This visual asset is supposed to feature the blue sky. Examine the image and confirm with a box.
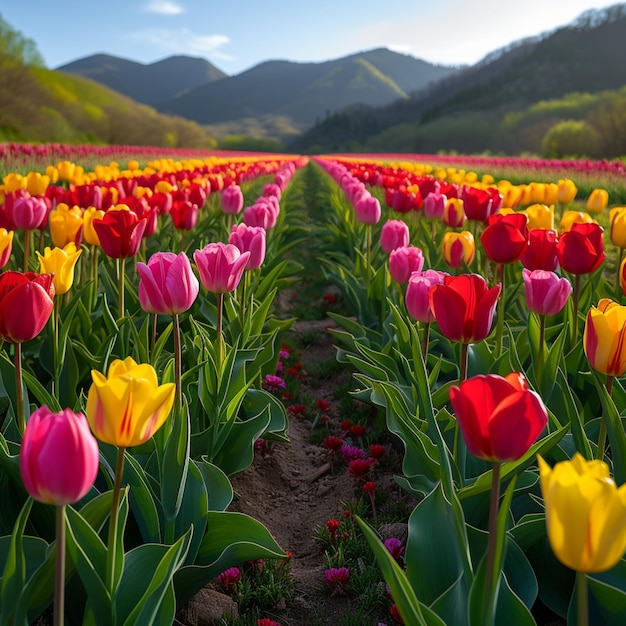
[2,0,621,75]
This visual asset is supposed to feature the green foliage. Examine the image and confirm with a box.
[0,13,43,67]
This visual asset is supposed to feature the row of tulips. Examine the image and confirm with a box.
[310,154,626,625]
[0,151,308,624]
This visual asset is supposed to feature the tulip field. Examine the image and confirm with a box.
[1,143,626,625]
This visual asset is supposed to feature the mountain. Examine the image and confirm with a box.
[158,48,457,129]
[290,3,626,154]
[57,54,228,107]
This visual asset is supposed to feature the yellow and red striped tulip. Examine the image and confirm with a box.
[583,298,626,377]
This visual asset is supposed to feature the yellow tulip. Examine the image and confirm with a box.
[85,357,175,448]
[442,231,475,268]
[559,210,595,233]
[610,207,626,248]
[586,188,609,214]
[539,453,626,573]
[25,172,50,196]
[49,203,83,248]
[83,207,105,246]
[556,179,577,205]
[583,298,626,377]
[56,161,76,182]
[36,243,82,295]
[523,204,554,230]
[3,173,25,193]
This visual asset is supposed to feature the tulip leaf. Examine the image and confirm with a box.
[150,321,173,369]
[161,402,190,525]
[541,326,568,401]
[117,529,192,626]
[356,515,442,626]
[0,497,33,626]
[591,370,626,485]
[240,388,289,443]
[195,459,232,512]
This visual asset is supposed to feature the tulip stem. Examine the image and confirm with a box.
[151,313,158,356]
[484,461,502,626]
[615,247,624,298]
[365,223,372,289]
[459,342,469,383]
[117,257,126,319]
[494,264,505,360]
[53,299,60,398]
[577,572,588,626]
[570,274,581,348]
[91,245,99,292]
[239,271,249,333]
[597,375,614,460]
[217,292,224,370]
[536,313,546,385]
[15,342,25,436]
[23,229,30,272]
[421,322,430,362]
[54,504,66,626]
[106,446,125,594]
[173,314,182,412]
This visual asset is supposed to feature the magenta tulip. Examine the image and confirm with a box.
[389,246,424,284]
[522,268,572,317]
[423,191,447,219]
[229,224,266,270]
[137,251,199,315]
[193,242,250,293]
[380,219,410,254]
[406,270,447,323]
[221,185,244,215]
[354,194,381,225]
[10,195,48,230]
[20,406,99,505]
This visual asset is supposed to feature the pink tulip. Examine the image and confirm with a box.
[20,406,99,505]
[262,183,282,200]
[522,268,572,316]
[380,219,410,254]
[243,198,279,229]
[354,194,381,225]
[11,195,48,230]
[389,246,424,284]
[193,242,250,293]
[137,251,199,315]
[221,185,244,215]
[406,270,447,323]
[423,191,447,219]
[229,224,266,270]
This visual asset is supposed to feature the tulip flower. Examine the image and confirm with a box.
[521,229,559,272]
[137,251,199,316]
[86,357,175,448]
[380,219,410,254]
[556,222,605,276]
[25,172,50,197]
[20,406,99,505]
[443,198,466,228]
[538,453,626,573]
[37,243,82,296]
[170,199,198,231]
[559,210,595,233]
[480,212,529,265]
[586,188,609,214]
[388,245,424,284]
[522,269,572,318]
[450,372,547,462]
[354,194,381,225]
[82,207,105,246]
[243,200,279,229]
[92,205,146,259]
[0,228,13,269]
[556,178,577,205]
[193,242,250,294]
[583,298,626,378]
[221,184,244,215]
[10,194,48,231]
[423,190,446,219]
[523,204,554,231]
[228,224,267,270]
[49,203,83,248]
[609,207,626,249]
[442,231,475,269]
[461,186,502,223]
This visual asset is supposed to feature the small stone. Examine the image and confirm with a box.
[184,588,238,624]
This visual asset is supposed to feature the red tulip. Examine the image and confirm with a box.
[92,207,146,258]
[480,213,529,264]
[449,372,547,462]
[556,222,605,275]
[429,274,500,344]
[170,199,199,231]
[0,271,54,343]
[521,229,559,271]
[461,186,502,223]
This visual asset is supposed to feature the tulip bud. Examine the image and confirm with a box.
[586,188,609,214]
[354,194,381,225]
[36,243,82,295]
[380,220,410,254]
[522,269,572,317]
[0,228,14,269]
[583,298,626,377]
[405,270,447,323]
[388,246,424,284]
[221,185,244,215]
[228,224,267,270]
[193,242,250,293]
[442,231,475,268]
[443,198,466,228]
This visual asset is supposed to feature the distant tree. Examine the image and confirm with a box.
[0,13,44,67]
[541,119,602,158]
[586,92,626,158]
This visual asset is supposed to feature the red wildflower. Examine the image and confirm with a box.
[322,436,343,451]
[363,481,377,496]
[369,444,386,460]
[287,404,307,416]
[349,458,374,479]
[350,424,366,439]
[390,603,405,624]
[340,420,352,432]
[326,519,340,536]
[316,398,331,411]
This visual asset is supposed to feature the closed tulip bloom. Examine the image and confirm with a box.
[0,271,54,343]
[170,199,198,231]
[221,185,244,215]
[92,205,146,258]
[586,188,609,214]
[406,270,447,323]
[388,246,424,284]
[228,223,266,270]
[423,190,447,219]
[86,357,175,448]
[194,242,250,293]
[538,453,626,573]
[443,198,466,228]
[262,183,282,200]
[480,212,529,264]
[621,257,626,297]
[556,178,577,205]
[429,274,500,344]
[36,243,82,295]
[49,203,83,248]
[523,204,554,231]
[461,186,502,223]
[449,372,547,462]
[25,172,50,197]
[559,210,595,233]
[556,222,605,275]
[11,195,48,230]
[442,231,475,268]
[137,251,199,315]
[0,228,13,268]
[609,207,626,248]
[583,298,626,377]
[243,200,279,229]
[354,194,381,225]
[20,406,99,505]
[380,219,410,254]
[522,269,572,317]
[521,229,559,272]
[82,207,105,246]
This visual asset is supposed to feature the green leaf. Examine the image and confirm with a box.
[195,459,233,512]
[161,403,190,524]
[240,388,289,442]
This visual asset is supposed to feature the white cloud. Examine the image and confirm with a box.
[130,27,232,59]
[142,1,185,15]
